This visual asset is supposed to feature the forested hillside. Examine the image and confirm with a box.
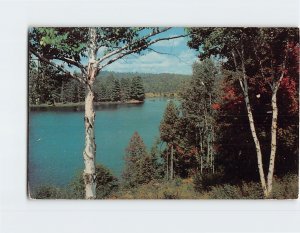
[29,65,189,105]
[99,71,190,94]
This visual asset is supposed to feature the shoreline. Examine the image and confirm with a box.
[29,100,144,109]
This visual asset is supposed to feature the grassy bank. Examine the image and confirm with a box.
[111,174,298,199]
[30,173,298,199]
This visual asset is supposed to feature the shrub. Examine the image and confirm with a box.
[208,184,242,199]
[271,174,298,199]
[70,164,119,199]
[193,172,223,192]
[207,182,264,199]
[31,185,68,199]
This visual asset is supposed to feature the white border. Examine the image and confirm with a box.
[0,0,299,232]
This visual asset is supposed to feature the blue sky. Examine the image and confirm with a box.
[51,28,199,75]
[103,27,198,75]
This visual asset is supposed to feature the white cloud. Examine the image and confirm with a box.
[104,49,198,75]
[153,36,186,47]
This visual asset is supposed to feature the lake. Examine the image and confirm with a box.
[28,98,168,190]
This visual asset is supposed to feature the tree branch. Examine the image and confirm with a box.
[99,34,187,70]
[53,56,87,75]
[97,27,172,64]
[29,47,86,84]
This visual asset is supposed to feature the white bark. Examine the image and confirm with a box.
[83,87,96,199]
[244,92,268,197]
[82,28,98,199]
[232,49,268,197]
[266,91,278,196]
[266,75,283,197]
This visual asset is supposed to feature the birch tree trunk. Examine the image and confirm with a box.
[266,84,280,196]
[83,28,98,199]
[232,49,268,197]
[243,92,268,197]
[83,86,96,199]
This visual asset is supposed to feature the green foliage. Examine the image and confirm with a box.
[31,164,118,199]
[122,132,156,188]
[193,172,223,192]
[31,185,69,199]
[28,59,86,105]
[98,71,190,95]
[149,137,165,180]
[120,78,132,101]
[206,174,298,199]
[112,179,200,199]
[70,164,119,199]
[187,27,299,183]
[270,174,299,199]
[130,76,145,101]
[160,100,179,143]
[112,79,121,101]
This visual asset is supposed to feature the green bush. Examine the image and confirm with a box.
[31,185,69,199]
[208,184,243,199]
[70,164,119,199]
[271,174,298,199]
[193,172,223,192]
[206,181,264,199]
[206,174,298,199]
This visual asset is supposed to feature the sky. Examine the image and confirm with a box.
[49,28,199,75]
[103,28,199,75]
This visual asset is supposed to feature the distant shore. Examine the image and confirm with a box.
[29,99,144,110]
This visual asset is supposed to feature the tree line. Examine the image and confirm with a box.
[29,63,146,105]
[29,63,189,106]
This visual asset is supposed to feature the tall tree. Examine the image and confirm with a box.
[29,27,184,199]
[188,27,299,197]
[160,100,179,180]
[120,78,132,102]
[130,76,145,101]
[122,132,155,188]
[180,59,220,174]
[112,79,121,101]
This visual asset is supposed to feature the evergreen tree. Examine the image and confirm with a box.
[120,78,132,102]
[180,59,220,175]
[159,100,180,180]
[98,83,109,101]
[130,76,145,101]
[122,132,155,188]
[112,79,121,101]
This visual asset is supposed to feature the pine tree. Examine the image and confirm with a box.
[112,79,121,101]
[130,76,145,101]
[122,132,155,188]
[120,78,131,102]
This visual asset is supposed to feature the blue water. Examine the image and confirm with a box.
[28,98,168,189]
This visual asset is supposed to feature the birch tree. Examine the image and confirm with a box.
[187,27,298,197]
[29,27,185,199]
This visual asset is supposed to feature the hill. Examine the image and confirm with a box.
[97,71,191,94]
